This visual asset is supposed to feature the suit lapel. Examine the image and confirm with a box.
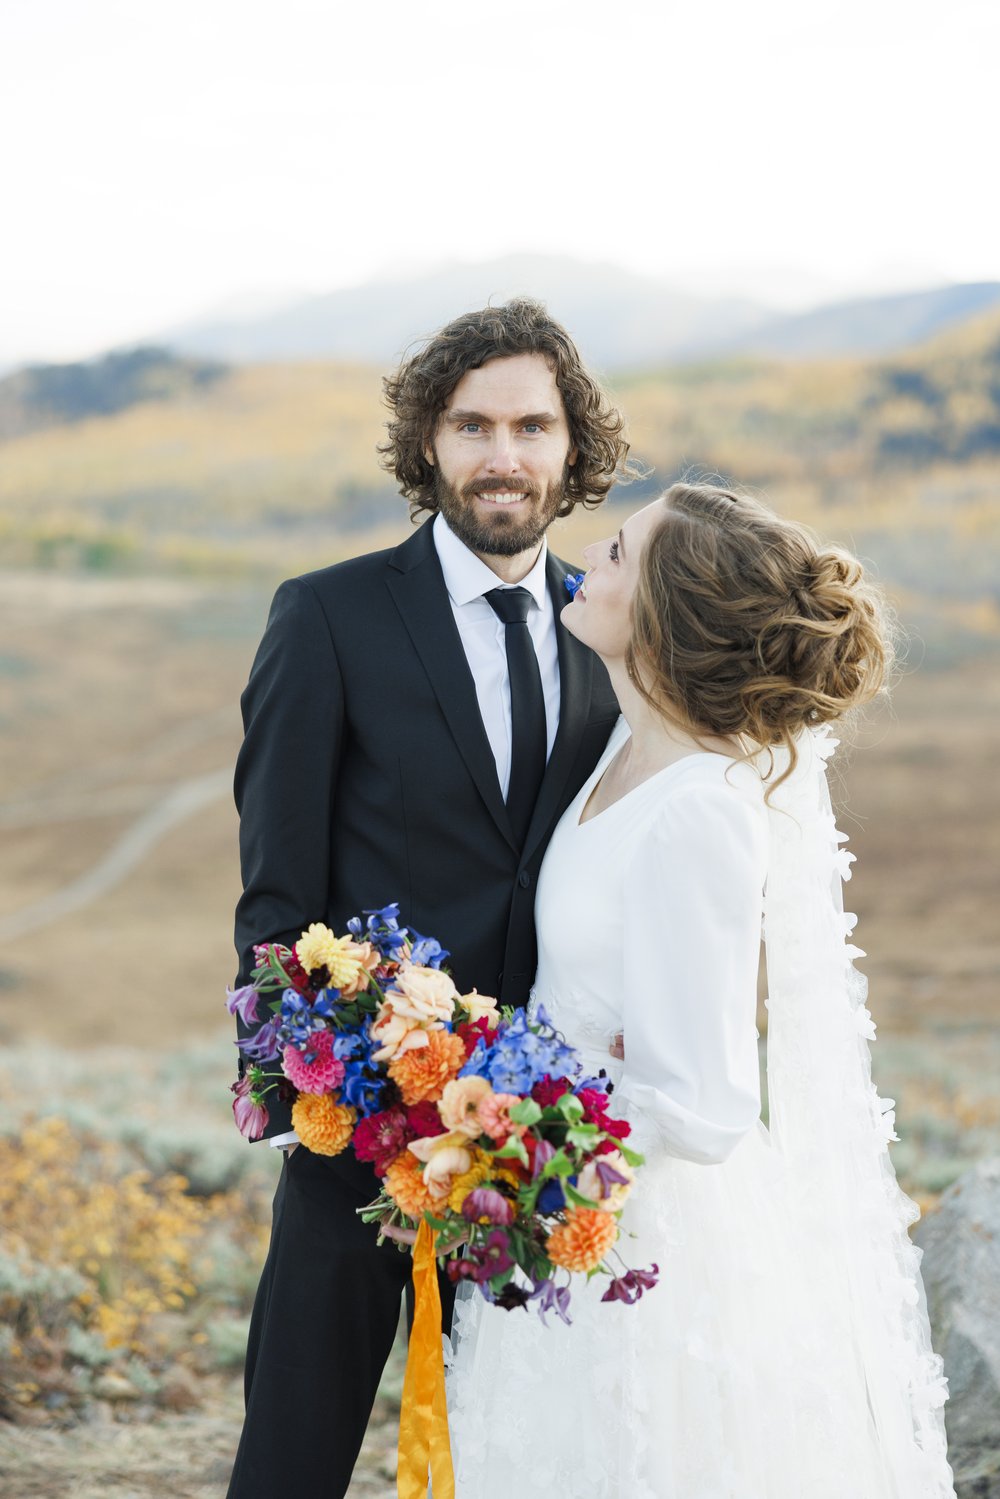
[520,554,595,863]
[385,523,517,851]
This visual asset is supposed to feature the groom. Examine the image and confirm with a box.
[226,298,628,1498]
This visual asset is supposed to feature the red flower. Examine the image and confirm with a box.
[405,1101,446,1138]
[531,1075,573,1108]
[455,1016,493,1058]
[575,1086,611,1122]
[284,955,316,995]
[353,1107,410,1175]
[595,1117,631,1155]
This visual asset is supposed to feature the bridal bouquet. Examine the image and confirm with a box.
[228,903,658,1314]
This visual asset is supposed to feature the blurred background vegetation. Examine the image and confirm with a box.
[1,281,998,1494]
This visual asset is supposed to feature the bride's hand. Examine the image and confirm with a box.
[609,1031,625,1060]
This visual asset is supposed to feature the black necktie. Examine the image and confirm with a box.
[485,586,547,848]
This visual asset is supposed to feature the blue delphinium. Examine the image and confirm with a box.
[337,1019,392,1116]
[462,1005,579,1094]
[564,571,585,599]
[277,989,335,1052]
[408,930,450,969]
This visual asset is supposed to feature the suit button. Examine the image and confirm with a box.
[518,870,531,889]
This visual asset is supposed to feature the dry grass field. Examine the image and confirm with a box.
[1,528,998,1496]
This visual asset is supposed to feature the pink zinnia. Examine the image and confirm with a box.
[281,1030,345,1094]
[475,1091,523,1145]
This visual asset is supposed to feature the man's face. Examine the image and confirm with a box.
[425,352,578,560]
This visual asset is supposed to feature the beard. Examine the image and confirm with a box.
[432,465,569,558]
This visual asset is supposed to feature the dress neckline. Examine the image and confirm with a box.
[576,726,738,828]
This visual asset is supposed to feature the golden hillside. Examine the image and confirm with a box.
[0,313,997,664]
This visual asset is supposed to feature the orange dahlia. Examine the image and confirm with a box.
[388,1028,466,1105]
[546,1208,619,1273]
[290,1094,356,1156]
[384,1151,432,1219]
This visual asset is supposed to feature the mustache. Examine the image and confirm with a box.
[461,479,542,500]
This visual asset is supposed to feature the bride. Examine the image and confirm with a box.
[444,482,956,1497]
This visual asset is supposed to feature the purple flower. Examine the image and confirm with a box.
[231,1077,269,1140]
[226,985,261,1024]
[601,1274,637,1305]
[602,1263,660,1304]
[531,1139,555,1180]
[630,1263,660,1296]
[471,1229,514,1284]
[595,1159,630,1194]
[462,1188,514,1226]
[529,1275,573,1326]
[235,1016,281,1063]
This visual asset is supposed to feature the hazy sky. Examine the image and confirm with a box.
[2,0,997,362]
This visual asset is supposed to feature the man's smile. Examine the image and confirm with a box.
[476,490,529,506]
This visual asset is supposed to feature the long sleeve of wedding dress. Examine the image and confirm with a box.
[616,771,768,1165]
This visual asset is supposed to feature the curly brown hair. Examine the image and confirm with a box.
[627,483,892,790]
[379,297,636,518]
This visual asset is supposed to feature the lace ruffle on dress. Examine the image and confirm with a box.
[444,719,954,1499]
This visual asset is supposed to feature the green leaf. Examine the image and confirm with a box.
[564,1183,601,1209]
[609,1140,644,1167]
[539,1151,575,1180]
[565,1125,599,1148]
[492,1135,529,1165]
[508,1098,543,1127]
[488,1267,516,1293]
[555,1093,584,1122]
[422,1212,452,1232]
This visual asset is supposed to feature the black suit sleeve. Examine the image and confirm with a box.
[232,577,346,1136]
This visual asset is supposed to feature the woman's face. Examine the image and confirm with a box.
[561,498,666,660]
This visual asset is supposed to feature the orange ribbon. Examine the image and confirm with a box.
[397,1220,455,1499]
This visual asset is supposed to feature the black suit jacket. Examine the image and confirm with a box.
[233,518,619,1160]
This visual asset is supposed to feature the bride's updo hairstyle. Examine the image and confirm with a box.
[626,482,892,786]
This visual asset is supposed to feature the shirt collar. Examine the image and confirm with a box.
[433,512,550,610]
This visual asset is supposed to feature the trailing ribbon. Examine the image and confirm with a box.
[397,1220,454,1499]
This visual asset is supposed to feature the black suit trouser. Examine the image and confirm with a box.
[226,1146,455,1498]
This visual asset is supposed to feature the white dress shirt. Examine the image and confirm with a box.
[431,511,560,789]
[268,513,562,1148]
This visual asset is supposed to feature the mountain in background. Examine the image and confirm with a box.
[159,255,771,370]
[157,256,1000,369]
[725,281,1000,360]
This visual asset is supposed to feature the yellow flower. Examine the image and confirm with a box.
[296,924,366,989]
[445,1152,492,1213]
[291,1094,356,1156]
[459,989,500,1029]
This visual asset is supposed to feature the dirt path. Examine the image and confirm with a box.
[0,768,232,943]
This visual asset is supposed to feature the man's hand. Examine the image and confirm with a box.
[609,1031,624,1061]
[380,1219,418,1246]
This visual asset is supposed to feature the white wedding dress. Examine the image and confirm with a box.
[445,718,955,1498]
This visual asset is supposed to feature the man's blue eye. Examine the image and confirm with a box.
[461,423,481,434]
